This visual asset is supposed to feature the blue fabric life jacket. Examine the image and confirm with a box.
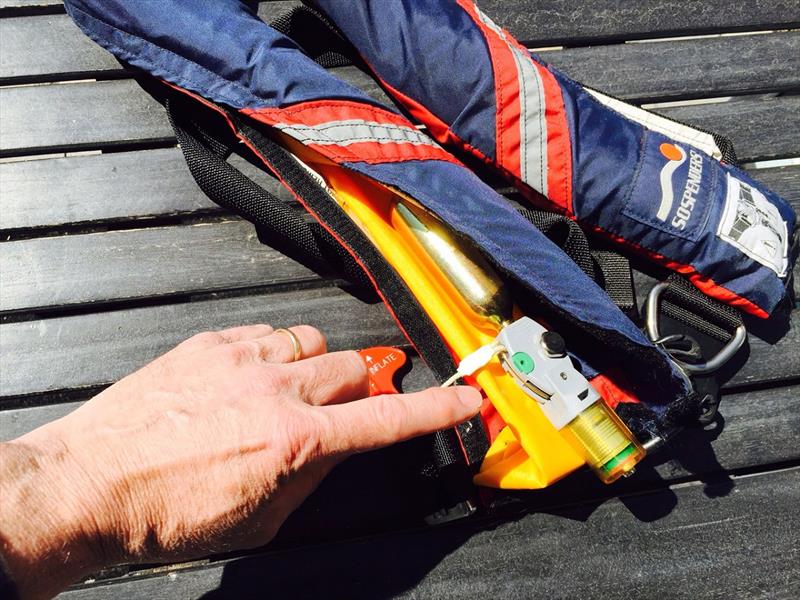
[62,0,797,464]
[312,0,797,320]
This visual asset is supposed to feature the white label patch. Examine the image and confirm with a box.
[717,173,789,277]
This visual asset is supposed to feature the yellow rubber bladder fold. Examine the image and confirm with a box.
[279,134,643,488]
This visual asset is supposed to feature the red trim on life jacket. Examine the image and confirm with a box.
[247,99,422,129]
[456,0,573,215]
[589,373,640,410]
[593,226,770,319]
[456,0,522,177]
[297,139,459,165]
[533,62,573,215]
[242,104,462,166]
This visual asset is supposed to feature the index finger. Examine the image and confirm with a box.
[280,350,369,406]
[318,386,483,456]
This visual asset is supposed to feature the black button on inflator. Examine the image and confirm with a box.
[540,331,567,358]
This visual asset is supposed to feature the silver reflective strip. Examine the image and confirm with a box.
[510,46,548,194]
[475,6,548,194]
[273,119,439,148]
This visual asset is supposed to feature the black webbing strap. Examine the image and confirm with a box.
[519,208,637,316]
[164,89,489,477]
[269,4,356,69]
[659,274,744,344]
[166,94,370,289]
[653,273,746,424]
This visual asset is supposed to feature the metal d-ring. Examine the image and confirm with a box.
[645,282,747,375]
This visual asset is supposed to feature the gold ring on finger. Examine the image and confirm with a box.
[274,328,302,362]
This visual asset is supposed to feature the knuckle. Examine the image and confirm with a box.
[344,350,368,379]
[246,323,274,337]
[196,330,225,344]
[184,330,224,347]
[219,342,253,364]
[276,409,325,467]
[256,366,293,396]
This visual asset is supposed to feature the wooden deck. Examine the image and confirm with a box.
[1,1,798,597]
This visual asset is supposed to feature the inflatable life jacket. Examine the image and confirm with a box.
[64,1,797,501]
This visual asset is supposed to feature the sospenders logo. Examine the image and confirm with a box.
[655,143,686,221]
[655,142,704,230]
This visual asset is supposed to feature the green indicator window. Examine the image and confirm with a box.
[512,351,535,374]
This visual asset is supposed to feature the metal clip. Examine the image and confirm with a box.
[645,282,746,375]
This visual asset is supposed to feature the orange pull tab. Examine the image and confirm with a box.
[357,346,407,396]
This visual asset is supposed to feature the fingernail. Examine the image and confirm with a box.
[454,386,482,412]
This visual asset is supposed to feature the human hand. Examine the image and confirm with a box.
[0,324,481,599]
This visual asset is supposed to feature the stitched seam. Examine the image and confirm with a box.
[316,147,459,164]
[514,48,528,183]
[261,100,407,124]
[534,64,547,192]
[278,121,426,134]
[289,134,439,145]
[467,3,506,169]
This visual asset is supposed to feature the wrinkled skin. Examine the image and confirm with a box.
[0,324,481,599]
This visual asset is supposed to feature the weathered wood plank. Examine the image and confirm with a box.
[0,220,318,313]
[0,149,294,232]
[3,5,799,82]
[2,152,797,234]
[544,31,800,103]
[756,164,800,206]
[0,80,173,157]
[0,0,294,15]
[58,467,800,600]
[4,0,799,44]
[658,94,800,162]
[5,9,798,102]
[5,203,799,314]
[0,0,62,11]
[485,0,800,46]
[0,13,119,79]
[0,148,220,231]
[3,76,796,160]
[2,279,797,399]
[0,75,392,157]
[733,319,800,389]
[5,378,798,484]
[0,287,404,398]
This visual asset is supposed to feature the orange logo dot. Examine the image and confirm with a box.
[660,143,683,161]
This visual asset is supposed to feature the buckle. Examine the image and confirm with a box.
[645,282,746,375]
